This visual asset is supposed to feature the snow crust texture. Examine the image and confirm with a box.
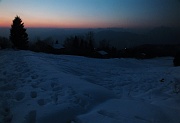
[0,50,180,123]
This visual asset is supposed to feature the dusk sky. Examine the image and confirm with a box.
[0,0,180,28]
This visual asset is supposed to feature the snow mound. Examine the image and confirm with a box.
[77,98,180,123]
[0,50,180,123]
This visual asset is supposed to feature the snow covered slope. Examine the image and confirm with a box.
[0,50,180,123]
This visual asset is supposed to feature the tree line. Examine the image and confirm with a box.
[0,16,180,66]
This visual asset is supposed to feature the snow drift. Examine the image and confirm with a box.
[0,50,180,123]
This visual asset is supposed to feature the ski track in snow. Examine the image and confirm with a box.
[0,50,180,123]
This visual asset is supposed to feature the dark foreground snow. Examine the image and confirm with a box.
[0,50,180,123]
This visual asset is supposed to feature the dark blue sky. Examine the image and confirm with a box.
[0,0,180,28]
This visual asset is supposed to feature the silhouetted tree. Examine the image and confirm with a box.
[86,31,94,51]
[72,36,79,49]
[55,40,58,44]
[109,46,118,58]
[98,39,110,51]
[63,36,74,49]
[173,51,180,66]
[63,32,97,57]
[10,16,28,50]
[0,36,11,49]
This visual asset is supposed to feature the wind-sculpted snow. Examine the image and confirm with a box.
[0,50,180,123]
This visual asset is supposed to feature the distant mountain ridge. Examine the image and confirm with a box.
[0,27,179,49]
[94,30,149,49]
[147,26,180,44]
[94,27,180,49]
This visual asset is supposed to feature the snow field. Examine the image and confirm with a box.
[0,50,180,123]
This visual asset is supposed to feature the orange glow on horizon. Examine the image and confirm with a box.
[0,22,159,29]
[0,18,12,27]
[0,0,179,29]
[0,18,125,28]
[1,16,174,29]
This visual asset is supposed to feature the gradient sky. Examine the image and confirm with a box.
[0,0,180,28]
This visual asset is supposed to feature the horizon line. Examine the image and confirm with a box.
[1,26,179,29]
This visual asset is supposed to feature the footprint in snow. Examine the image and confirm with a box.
[14,91,25,101]
[3,71,7,75]
[31,74,39,80]
[30,91,37,98]
[37,99,50,106]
